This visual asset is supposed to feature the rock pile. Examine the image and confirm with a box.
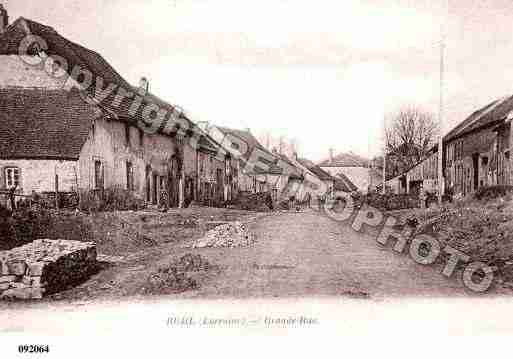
[0,239,97,300]
[192,222,255,248]
[142,254,209,295]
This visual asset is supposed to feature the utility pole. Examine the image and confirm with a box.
[437,38,445,205]
[382,115,387,195]
[382,154,386,195]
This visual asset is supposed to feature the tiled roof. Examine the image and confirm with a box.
[0,88,98,159]
[318,152,369,167]
[0,17,196,135]
[444,95,513,142]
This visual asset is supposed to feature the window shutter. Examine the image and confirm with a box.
[0,167,5,190]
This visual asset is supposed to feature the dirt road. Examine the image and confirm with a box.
[180,210,506,299]
[5,208,507,305]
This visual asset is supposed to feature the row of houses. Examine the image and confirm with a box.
[382,94,513,198]
[0,7,357,209]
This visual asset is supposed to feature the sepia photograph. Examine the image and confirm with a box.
[1,0,513,357]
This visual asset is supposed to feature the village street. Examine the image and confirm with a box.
[3,207,503,306]
[183,210,489,299]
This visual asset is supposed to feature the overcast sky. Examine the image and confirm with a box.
[5,0,513,161]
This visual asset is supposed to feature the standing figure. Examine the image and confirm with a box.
[8,184,18,211]
[305,192,311,208]
[159,188,169,212]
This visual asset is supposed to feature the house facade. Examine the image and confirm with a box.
[444,96,513,197]
[383,95,513,198]
[0,14,231,208]
[204,125,301,200]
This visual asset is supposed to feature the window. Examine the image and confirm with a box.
[482,157,489,166]
[124,123,130,147]
[126,161,134,191]
[94,160,104,189]
[5,167,20,189]
[139,128,144,147]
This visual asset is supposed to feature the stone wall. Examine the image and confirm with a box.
[0,239,97,300]
[0,159,79,194]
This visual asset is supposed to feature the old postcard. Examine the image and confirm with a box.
[1,0,513,357]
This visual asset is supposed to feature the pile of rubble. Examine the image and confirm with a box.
[400,198,513,282]
[143,254,210,295]
[192,221,255,248]
[0,239,97,300]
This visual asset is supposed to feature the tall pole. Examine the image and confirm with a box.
[382,153,386,195]
[382,115,387,194]
[437,39,445,204]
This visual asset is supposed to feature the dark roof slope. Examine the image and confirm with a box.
[297,157,333,181]
[335,173,358,192]
[216,127,300,176]
[444,95,513,142]
[0,18,198,135]
[0,88,98,159]
[318,152,369,167]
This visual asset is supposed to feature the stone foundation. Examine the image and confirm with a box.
[0,239,97,300]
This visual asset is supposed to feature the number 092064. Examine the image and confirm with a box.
[18,345,50,354]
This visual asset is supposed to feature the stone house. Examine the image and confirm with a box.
[202,124,305,201]
[0,88,97,199]
[294,156,333,199]
[0,13,230,208]
[444,95,513,197]
[383,95,513,198]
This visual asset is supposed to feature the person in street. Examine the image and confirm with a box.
[8,184,18,211]
[159,188,169,212]
[305,192,311,208]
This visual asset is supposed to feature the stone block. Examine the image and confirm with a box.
[11,282,30,289]
[1,288,32,300]
[27,262,45,276]
[0,275,16,283]
[0,239,97,300]
[7,261,27,276]
[0,257,9,275]
[31,276,42,287]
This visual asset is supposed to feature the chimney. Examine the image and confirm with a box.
[138,77,149,95]
[0,4,8,34]
[293,151,298,161]
[244,127,251,133]
[272,147,278,155]
[329,148,334,164]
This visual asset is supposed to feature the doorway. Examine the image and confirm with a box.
[152,173,158,205]
[472,153,479,191]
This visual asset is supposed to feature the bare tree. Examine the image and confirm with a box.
[384,106,439,177]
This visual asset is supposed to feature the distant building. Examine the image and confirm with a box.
[318,149,379,192]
